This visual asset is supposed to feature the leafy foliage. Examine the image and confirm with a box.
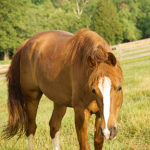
[137,0,150,38]
[0,0,150,58]
[0,0,22,53]
[118,8,142,42]
[91,0,122,44]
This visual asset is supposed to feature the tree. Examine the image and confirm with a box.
[91,0,122,45]
[118,8,142,42]
[72,0,88,19]
[137,0,150,38]
[31,0,46,5]
[112,0,143,41]
[0,0,53,59]
[3,0,149,60]
[0,0,23,59]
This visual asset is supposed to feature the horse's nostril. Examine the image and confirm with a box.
[109,126,118,140]
[100,127,117,140]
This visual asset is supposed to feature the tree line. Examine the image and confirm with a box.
[0,0,150,59]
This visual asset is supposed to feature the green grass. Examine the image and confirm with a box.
[113,46,150,54]
[0,60,10,65]
[0,55,150,150]
[123,50,150,59]
[113,46,150,60]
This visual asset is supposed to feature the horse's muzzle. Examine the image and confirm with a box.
[100,126,118,140]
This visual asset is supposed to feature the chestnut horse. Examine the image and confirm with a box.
[3,29,123,150]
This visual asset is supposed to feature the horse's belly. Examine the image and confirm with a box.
[37,68,72,107]
[43,83,72,106]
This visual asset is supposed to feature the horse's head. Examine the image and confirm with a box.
[88,46,123,140]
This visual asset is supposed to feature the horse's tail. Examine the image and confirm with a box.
[2,40,28,139]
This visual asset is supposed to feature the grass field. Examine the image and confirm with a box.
[0,55,150,150]
[0,60,10,65]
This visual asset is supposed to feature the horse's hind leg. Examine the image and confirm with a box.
[49,103,66,150]
[24,91,42,150]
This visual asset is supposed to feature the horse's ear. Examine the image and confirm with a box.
[107,52,116,66]
[87,56,96,68]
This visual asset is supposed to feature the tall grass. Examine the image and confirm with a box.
[0,56,150,150]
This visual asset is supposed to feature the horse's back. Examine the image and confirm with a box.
[20,31,73,106]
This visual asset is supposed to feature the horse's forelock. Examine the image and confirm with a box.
[92,48,109,65]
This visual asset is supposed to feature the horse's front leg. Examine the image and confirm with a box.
[49,103,67,150]
[74,107,91,150]
[94,113,104,150]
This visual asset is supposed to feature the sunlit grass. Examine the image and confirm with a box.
[0,60,11,65]
[0,55,150,150]
[113,46,150,54]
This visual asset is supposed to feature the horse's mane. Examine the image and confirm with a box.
[67,28,111,67]
[66,28,123,83]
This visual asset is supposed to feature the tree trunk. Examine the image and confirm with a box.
[4,50,9,60]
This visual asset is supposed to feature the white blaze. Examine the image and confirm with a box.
[98,76,111,139]
[52,130,60,150]
[28,134,33,150]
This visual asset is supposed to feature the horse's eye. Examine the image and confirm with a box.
[117,86,122,92]
[92,89,96,94]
